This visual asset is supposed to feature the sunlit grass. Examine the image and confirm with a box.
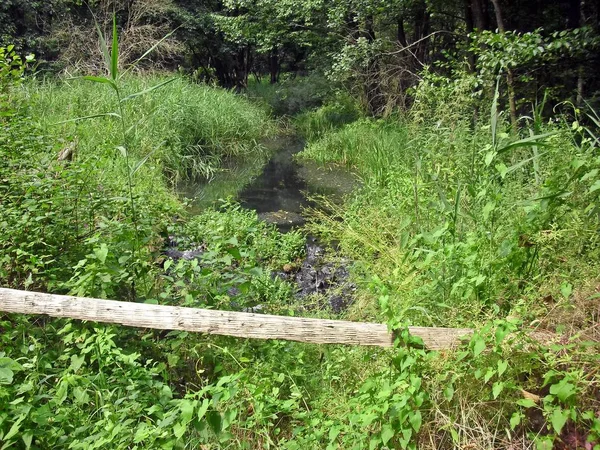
[21,76,276,184]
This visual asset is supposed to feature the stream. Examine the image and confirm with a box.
[178,134,357,231]
[176,134,360,313]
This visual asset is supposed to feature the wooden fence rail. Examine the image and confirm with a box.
[0,288,473,350]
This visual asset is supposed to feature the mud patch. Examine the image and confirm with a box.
[273,237,356,313]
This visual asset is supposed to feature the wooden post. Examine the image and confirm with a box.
[0,288,473,350]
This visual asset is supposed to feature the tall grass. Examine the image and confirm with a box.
[301,98,598,329]
[21,76,275,183]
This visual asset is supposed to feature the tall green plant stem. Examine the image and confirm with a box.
[115,88,140,261]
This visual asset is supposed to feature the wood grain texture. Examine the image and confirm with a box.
[0,288,473,349]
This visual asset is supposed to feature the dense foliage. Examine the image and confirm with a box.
[1,0,600,448]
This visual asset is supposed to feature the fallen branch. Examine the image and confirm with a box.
[0,288,473,350]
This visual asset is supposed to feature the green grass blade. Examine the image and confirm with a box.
[82,75,118,91]
[120,78,176,103]
[130,145,162,177]
[111,14,119,80]
[491,76,500,149]
[94,19,111,75]
[54,112,121,125]
[503,151,548,178]
[497,131,558,154]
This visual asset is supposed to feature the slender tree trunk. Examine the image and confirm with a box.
[413,2,431,65]
[464,0,479,127]
[363,15,382,115]
[576,0,586,106]
[397,16,408,47]
[471,0,488,30]
[269,47,279,84]
[490,0,518,134]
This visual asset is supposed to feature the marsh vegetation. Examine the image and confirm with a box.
[1,1,600,448]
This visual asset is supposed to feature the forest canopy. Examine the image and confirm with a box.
[2,0,599,115]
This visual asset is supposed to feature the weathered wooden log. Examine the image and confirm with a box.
[0,288,473,349]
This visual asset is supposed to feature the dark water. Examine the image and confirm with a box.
[238,137,309,213]
[179,135,358,228]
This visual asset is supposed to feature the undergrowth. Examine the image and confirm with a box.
[2,43,600,450]
[298,77,600,447]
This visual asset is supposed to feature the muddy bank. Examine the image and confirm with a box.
[272,237,356,313]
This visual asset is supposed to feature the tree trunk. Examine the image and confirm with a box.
[269,47,279,84]
[464,0,476,72]
[465,0,479,127]
[471,0,488,30]
[576,0,586,106]
[363,15,382,116]
[397,16,408,47]
[413,1,431,65]
[490,0,518,134]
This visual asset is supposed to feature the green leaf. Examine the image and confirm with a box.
[22,431,33,449]
[495,326,509,345]
[173,421,186,439]
[222,408,237,430]
[484,368,496,384]
[111,14,119,80]
[70,354,85,372]
[409,410,422,432]
[495,162,508,178]
[328,426,341,442]
[491,76,500,148]
[206,410,222,434]
[497,132,558,155]
[197,399,210,420]
[95,244,109,264]
[589,180,600,193]
[120,78,176,102]
[535,436,554,450]
[134,423,150,443]
[443,384,454,402]
[130,148,159,177]
[4,415,25,441]
[179,400,195,424]
[497,360,508,376]
[560,283,573,299]
[550,407,569,434]
[516,398,537,408]
[0,366,14,385]
[81,74,117,88]
[510,412,522,430]
[500,151,548,179]
[472,336,486,357]
[0,357,22,385]
[549,378,577,402]
[54,112,121,125]
[94,18,112,75]
[381,424,394,446]
[492,381,504,399]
